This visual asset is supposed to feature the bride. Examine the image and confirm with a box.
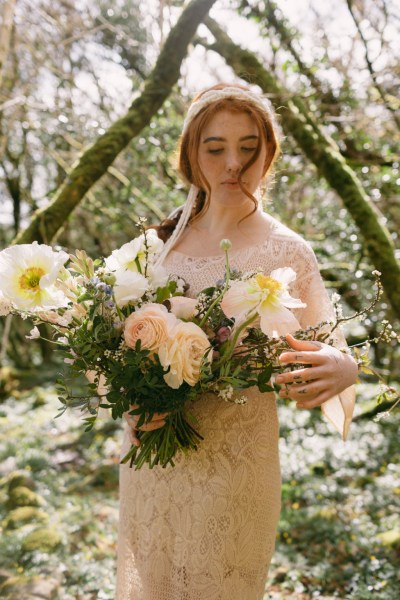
[116,83,357,599]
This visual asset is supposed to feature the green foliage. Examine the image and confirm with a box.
[0,386,398,597]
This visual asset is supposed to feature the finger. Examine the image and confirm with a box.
[289,381,324,400]
[154,411,169,419]
[127,427,141,447]
[138,421,166,432]
[279,350,326,365]
[279,381,323,401]
[296,390,331,409]
[275,366,323,385]
[285,334,323,352]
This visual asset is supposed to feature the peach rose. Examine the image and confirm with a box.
[168,296,198,319]
[124,303,177,352]
[158,321,212,389]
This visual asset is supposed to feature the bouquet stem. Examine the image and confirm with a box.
[120,410,204,470]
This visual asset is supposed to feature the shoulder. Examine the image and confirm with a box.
[264,214,316,259]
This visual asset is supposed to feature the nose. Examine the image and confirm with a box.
[226,150,242,174]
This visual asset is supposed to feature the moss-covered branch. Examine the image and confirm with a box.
[13,0,217,245]
[203,17,400,319]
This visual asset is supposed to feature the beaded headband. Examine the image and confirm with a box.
[155,86,278,267]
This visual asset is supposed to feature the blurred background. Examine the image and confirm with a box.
[0,0,399,598]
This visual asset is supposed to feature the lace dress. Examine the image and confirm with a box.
[115,215,355,600]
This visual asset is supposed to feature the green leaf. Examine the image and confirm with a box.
[258,365,273,392]
[156,285,172,303]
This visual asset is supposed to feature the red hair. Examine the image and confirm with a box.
[155,83,280,241]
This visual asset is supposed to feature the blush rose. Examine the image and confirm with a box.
[158,321,212,389]
[124,303,177,353]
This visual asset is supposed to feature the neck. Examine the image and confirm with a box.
[192,197,260,238]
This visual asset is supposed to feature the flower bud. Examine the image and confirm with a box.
[220,239,232,251]
[104,275,116,287]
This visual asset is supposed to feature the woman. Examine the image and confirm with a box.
[116,84,358,599]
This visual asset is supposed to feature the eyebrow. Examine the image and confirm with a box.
[203,135,259,143]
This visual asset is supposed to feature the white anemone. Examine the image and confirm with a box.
[221,267,306,338]
[0,242,70,311]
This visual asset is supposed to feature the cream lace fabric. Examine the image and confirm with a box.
[115,215,355,600]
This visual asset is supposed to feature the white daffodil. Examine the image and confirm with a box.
[104,230,163,274]
[0,242,70,311]
[221,267,306,338]
[113,270,149,307]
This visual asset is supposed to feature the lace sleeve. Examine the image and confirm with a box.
[290,241,356,441]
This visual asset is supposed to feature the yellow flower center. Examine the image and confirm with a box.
[255,274,283,294]
[19,267,45,292]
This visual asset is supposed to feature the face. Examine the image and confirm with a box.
[197,109,267,206]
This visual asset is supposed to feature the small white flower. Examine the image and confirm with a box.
[64,357,75,365]
[234,395,248,405]
[26,326,40,340]
[113,270,149,307]
[104,230,164,273]
[147,264,169,289]
[57,336,69,345]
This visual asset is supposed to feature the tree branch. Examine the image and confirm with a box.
[13,0,217,245]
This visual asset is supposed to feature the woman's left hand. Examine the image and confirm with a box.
[275,333,358,410]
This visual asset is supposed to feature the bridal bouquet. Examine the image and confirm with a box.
[0,223,397,469]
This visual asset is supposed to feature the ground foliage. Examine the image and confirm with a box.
[0,381,398,599]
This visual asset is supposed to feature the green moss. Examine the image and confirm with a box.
[7,472,36,493]
[5,506,48,530]
[21,527,62,554]
[7,486,43,509]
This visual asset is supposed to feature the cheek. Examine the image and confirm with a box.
[198,155,218,183]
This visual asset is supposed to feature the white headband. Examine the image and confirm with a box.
[155,87,278,267]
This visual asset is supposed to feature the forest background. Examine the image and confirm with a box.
[0,0,399,598]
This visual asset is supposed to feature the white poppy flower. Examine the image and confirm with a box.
[221,267,306,338]
[0,242,70,311]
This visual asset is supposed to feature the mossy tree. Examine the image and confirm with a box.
[201,17,400,320]
[12,0,217,246]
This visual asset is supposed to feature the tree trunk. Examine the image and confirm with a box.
[202,17,400,320]
[0,0,16,88]
[13,0,217,245]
